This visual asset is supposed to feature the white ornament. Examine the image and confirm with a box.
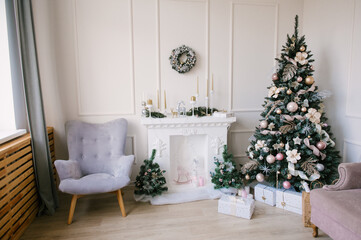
[316,163,325,172]
[295,52,308,65]
[286,149,301,164]
[259,156,264,160]
[255,140,266,151]
[262,147,270,153]
[268,123,275,131]
[273,143,282,150]
[306,108,321,124]
[287,102,299,112]
[260,120,268,129]
[256,173,265,182]
[266,155,275,164]
[293,136,302,145]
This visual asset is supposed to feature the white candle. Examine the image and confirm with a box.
[157,90,160,109]
[164,90,167,109]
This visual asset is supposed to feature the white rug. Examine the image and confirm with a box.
[134,186,222,205]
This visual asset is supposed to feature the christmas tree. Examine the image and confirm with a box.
[135,149,168,197]
[243,16,340,191]
[211,145,243,189]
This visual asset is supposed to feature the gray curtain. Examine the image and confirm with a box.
[5,0,58,215]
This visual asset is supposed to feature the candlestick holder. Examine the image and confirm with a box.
[146,104,153,118]
[190,99,196,117]
[205,96,209,116]
[210,90,214,115]
[141,101,147,118]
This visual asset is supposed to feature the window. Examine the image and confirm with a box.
[0,0,26,144]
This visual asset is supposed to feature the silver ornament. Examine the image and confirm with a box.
[316,163,324,172]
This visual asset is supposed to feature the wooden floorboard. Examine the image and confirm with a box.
[20,188,330,240]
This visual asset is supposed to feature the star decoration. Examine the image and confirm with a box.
[273,143,282,150]
[260,165,271,176]
[294,96,301,103]
[268,123,275,131]
[293,136,302,145]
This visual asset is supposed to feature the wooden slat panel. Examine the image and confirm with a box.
[0,127,54,240]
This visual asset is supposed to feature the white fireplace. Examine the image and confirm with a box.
[141,116,236,197]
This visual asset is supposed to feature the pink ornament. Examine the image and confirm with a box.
[266,154,275,164]
[283,181,291,189]
[316,141,327,150]
[272,73,279,81]
[287,102,299,113]
[297,76,303,82]
[322,123,328,127]
[256,173,265,182]
[276,153,284,161]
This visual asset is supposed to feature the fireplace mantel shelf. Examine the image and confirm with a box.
[141,116,236,129]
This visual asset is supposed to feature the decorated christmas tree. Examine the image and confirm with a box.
[243,16,340,191]
[211,145,243,189]
[135,149,168,197]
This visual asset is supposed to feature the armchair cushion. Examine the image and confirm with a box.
[54,160,82,181]
[324,162,361,191]
[58,173,130,195]
[81,155,134,178]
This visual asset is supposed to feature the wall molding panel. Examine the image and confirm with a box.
[343,139,361,163]
[346,0,361,119]
[228,1,278,112]
[73,0,136,116]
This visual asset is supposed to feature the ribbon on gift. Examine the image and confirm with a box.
[260,130,281,135]
[315,124,335,147]
[282,114,306,122]
[303,138,326,160]
[296,84,316,96]
[288,162,320,181]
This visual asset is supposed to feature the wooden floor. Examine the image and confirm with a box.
[21,188,330,240]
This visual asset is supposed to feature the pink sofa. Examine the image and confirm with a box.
[310,162,361,239]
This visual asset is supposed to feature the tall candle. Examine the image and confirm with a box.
[212,74,214,91]
[197,76,199,95]
[157,90,160,109]
[164,90,167,109]
[206,78,208,97]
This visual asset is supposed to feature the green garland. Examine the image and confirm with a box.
[145,110,166,118]
[186,107,218,117]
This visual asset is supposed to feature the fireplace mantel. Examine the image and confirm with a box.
[141,116,236,201]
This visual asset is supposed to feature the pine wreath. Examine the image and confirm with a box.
[169,45,196,73]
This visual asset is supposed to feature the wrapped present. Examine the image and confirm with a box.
[276,188,302,215]
[218,195,255,219]
[254,184,276,206]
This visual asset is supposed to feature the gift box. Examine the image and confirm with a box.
[254,184,276,206]
[218,195,255,219]
[276,188,302,215]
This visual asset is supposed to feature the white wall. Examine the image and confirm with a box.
[31,0,305,179]
[304,0,361,163]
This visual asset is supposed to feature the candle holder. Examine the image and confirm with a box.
[210,90,214,115]
[190,96,196,117]
[141,101,147,118]
[205,96,209,116]
[146,99,153,118]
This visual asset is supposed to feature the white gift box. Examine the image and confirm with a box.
[218,195,255,220]
[212,112,234,118]
[276,189,302,215]
[254,184,277,206]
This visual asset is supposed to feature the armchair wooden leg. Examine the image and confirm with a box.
[312,224,318,238]
[116,189,126,217]
[68,195,78,224]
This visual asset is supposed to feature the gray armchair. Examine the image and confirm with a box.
[54,119,134,224]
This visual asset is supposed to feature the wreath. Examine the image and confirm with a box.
[169,45,196,74]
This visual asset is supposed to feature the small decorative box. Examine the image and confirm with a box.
[254,184,276,206]
[276,188,302,215]
[218,195,255,220]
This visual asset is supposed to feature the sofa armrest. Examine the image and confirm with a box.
[54,160,82,181]
[323,162,361,191]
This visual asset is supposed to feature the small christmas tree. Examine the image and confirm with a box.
[243,16,340,191]
[135,149,168,197]
[211,145,243,189]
